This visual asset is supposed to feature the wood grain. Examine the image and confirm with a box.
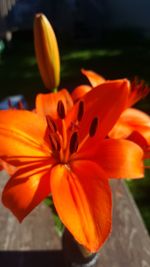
[0,171,150,267]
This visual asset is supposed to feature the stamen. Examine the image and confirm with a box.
[89,117,98,137]
[57,100,66,119]
[55,134,61,152]
[77,117,98,151]
[70,132,79,154]
[49,133,60,152]
[77,101,84,121]
[46,115,57,133]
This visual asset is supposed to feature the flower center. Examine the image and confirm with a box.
[46,100,98,164]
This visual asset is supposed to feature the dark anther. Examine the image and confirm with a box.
[77,101,84,122]
[57,100,66,119]
[49,133,60,152]
[89,117,98,137]
[70,132,79,154]
[46,115,57,133]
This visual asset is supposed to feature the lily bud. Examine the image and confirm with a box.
[34,13,60,90]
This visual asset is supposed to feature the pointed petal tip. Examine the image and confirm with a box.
[34,13,48,24]
[35,13,43,19]
[81,68,106,87]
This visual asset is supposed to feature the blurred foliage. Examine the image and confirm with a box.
[1,31,150,110]
[44,196,64,236]
[0,31,149,232]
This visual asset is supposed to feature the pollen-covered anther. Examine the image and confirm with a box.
[46,115,57,133]
[57,100,66,119]
[77,101,84,122]
[89,117,98,137]
[69,132,79,154]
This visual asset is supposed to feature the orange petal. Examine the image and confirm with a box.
[109,108,150,144]
[0,110,50,166]
[109,121,132,139]
[81,69,106,87]
[0,159,16,175]
[144,146,150,160]
[127,131,149,151]
[91,139,144,179]
[0,160,4,171]
[2,167,51,222]
[128,78,150,107]
[34,14,60,90]
[51,160,112,252]
[68,79,130,152]
[71,85,92,102]
[36,89,73,119]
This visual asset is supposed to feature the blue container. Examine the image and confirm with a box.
[0,95,27,110]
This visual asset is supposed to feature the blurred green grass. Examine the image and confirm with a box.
[126,167,150,233]
[0,32,150,232]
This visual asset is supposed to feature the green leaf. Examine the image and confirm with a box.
[44,195,64,236]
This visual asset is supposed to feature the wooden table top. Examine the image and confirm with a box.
[0,171,150,267]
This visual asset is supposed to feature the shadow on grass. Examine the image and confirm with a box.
[0,250,65,267]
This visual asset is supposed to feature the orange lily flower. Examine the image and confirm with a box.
[73,69,150,161]
[34,13,60,90]
[0,80,144,252]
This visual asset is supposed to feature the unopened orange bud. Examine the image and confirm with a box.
[34,13,60,90]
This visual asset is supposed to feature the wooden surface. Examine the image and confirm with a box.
[0,171,150,267]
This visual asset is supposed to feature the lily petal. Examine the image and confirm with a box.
[2,167,51,222]
[0,159,16,175]
[91,139,144,179]
[36,89,73,118]
[71,85,92,102]
[127,131,149,152]
[109,108,150,144]
[67,79,130,151]
[81,69,106,87]
[128,78,150,107]
[51,160,112,252]
[0,161,3,171]
[0,110,50,166]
